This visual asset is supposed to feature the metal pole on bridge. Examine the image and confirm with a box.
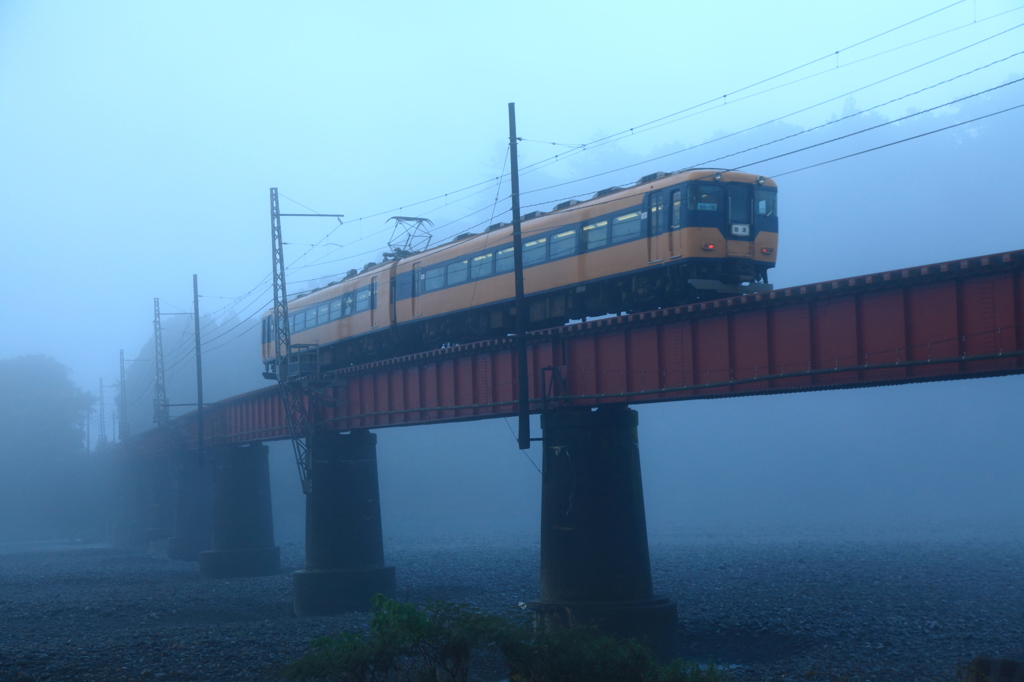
[118,349,130,441]
[193,275,204,459]
[508,102,531,450]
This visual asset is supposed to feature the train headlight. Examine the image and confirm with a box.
[713,172,722,181]
[757,176,765,185]
[702,243,716,251]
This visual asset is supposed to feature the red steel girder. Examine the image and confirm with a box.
[128,249,1024,453]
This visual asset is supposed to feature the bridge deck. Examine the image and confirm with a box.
[130,250,1024,451]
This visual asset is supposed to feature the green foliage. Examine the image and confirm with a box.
[497,623,724,682]
[284,594,508,682]
[283,595,728,682]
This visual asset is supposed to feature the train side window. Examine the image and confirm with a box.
[447,259,469,285]
[670,190,681,229]
[471,253,493,278]
[611,212,641,243]
[549,229,577,259]
[688,184,722,211]
[318,303,329,323]
[582,220,608,250]
[755,189,777,217]
[306,308,318,328]
[329,299,342,321]
[292,313,304,332]
[523,237,547,265]
[496,247,514,273]
[424,266,444,292]
[355,289,371,312]
[648,193,666,235]
[343,294,355,316]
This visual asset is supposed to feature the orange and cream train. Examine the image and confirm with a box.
[261,169,778,374]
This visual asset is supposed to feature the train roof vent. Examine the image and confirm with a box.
[637,171,668,185]
[344,269,358,279]
[554,199,580,211]
[361,261,377,273]
[452,232,477,241]
[521,210,545,221]
[593,186,623,199]
[485,222,510,233]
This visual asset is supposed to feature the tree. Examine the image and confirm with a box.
[0,355,92,462]
[0,355,98,540]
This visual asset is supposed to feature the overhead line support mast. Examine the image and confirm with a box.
[268,188,345,494]
[508,102,531,450]
[153,298,169,426]
[118,349,130,441]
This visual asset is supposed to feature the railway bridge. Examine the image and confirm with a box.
[114,249,1024,660]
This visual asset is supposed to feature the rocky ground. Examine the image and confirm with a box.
[0,532,1022,681]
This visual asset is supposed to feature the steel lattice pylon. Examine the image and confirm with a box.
[153,298,169,426]
[269,189,292,378]
[270,188,313,494]
[118,349,130,440]
[97,379,107,446]
[267,188,346,493]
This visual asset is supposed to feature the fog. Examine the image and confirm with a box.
[1,0,1023,547]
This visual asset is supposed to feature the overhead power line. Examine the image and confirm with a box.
[772,102,1024,177]
[173,1,1022,325]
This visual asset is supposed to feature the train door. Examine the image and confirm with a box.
[412,262,422,317]
[727,184,754,258]
[647,191,665,262]
[668,188,682,258]
[370,276,379,328]
[389,277,398,326]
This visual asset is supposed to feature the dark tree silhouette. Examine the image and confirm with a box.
[0,355,100,541]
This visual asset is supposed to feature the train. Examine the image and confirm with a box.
[261,168,778,376]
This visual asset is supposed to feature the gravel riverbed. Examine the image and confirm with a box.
[1,533,1022,681]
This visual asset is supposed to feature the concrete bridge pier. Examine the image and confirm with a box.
[167,451,213,561]
[145,456,176,550]
[112,457,151,548]
[529,404,677,662]
[293,429,395,615]
[198,443,280,578]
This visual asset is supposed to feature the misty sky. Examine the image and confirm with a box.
[2,1,1024,539]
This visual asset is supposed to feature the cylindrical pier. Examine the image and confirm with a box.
[198,444,280,578]
[167,451,213,561]
[293,429,395,615]
[529,405,677,661]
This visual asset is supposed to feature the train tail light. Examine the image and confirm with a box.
[702,243,716,251]
[762,247,774,255]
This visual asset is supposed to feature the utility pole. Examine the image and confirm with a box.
[508,102,531,449]
[119,349,130,440]
[193,275,204,458]
[97,379,107,446]
[268,187,344,494]
[153,298,169,425]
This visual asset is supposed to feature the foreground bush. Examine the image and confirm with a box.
[283,594,727,682]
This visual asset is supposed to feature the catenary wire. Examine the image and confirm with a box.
[282,20,1024,281]
[515,11,1024,179]
[278,0,985,255]
[517,58,1024,200]
[169,2,1017,328]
